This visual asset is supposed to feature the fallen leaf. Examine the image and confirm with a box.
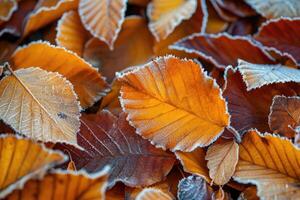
[233,129,300,199]
[213,0,256,18]
[99,80,122,115]
[10,41,108,108]
[135,187,174,200]
[118,56,229,151]
[56,10,89,56]
[269,95,300,137]
[128,0,150,6]
[205,1,228,34]
[0,66,81,145]
[238,186,259,200]
[79,0,127,50]
[55,111,175,188]
[205,139,239,185]
[0,0,17,23]
[244,0,300,19]
[170,33,274,69]
[0,134,66,198]
[237,59,300,90]
[5,167,109,200]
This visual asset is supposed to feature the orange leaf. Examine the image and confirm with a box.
[118,56,229,151]
[79,0,127,50]
[5,167,109,200]
[0,135,66,198]
[0,0,17,23]
[10,41,108,108]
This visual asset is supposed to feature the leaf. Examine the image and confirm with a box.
[269,95,300,138]
[118,56,229,151]
[177,175,214,200]
[23,0,78,37]
[254,17,300,64]
[135,187,174,200]
[0,67,81,145]
[237,59,300,90]
[99,80,122,115]
[128,0,150,6]
[205,1,228,34]
[56,10,89,56]
[0,0,17,22]
[5,167,109,200]
[170,33,274,68]
[205,139,239,185]
[79,0,127,50]
[84,16,154,82]
[147,0,197,41]
[213,0,256,18]
[238,186,259,200]
[0,135,66,198]
[55,111,175,188]
[244,0,300,19]
[10,41,108,108]
[223,67,300,134]
[175,148,210,182]
[233,129,300,199]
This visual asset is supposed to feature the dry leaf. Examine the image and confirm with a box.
[205,139,239,185]
[147,0,197,41]
[135,187,174,200]
[0,135,66,198]
[238,186,259,200]
[128,0,150,6]
[0,67,81,145]
[205,1,228,34]
[55,111,175,188]
[10,41,108,108]
[5,167,109,200]
[118,56,229,151]
[56,10,89,56]
[170,33,274,68]
[233,129,300,199]
[213,0,256,18]
[0,0,17,23]
[99,80,122,115]
[23,0,78,37]
[79,0,127,50]
[244,0,300,19]
[269,95,300,137]
[177,175,214,200]
[84,16,154,82]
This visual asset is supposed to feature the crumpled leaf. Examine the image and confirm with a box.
[55,111,175,188]
[244,0,300,19]
[79,0,127,50]
[205,139,239,185]
[255,17,300,64]
[56,10,89,56]
[5,167,109,200]
[118,55,230,151]
[0,135,66,198]
[269,95,300,138]
[147,0,197,41]
[233,129,300,200]
[0,0,17,23]
[10,41,108,108]
[0,66,81,145]
[170,33,274,68]
[237,59,300,90]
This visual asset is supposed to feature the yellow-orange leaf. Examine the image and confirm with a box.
[234,130,300,199]
[0,135,66,198]
[79,0,127,50]
[118,56,229,151]
[205,140,239,185]
[0,0,17,22]
[23,0,78,37]
[0,67,81,145]
[10,41,108,108]
[56,10,89,56]
[5,167,109,200]
[147,0,198,41]
[135,187,174,200]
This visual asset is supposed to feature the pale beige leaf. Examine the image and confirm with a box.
[257,183,300,200]
[147,0,198,41]
[205,140,239,185]
[238,59,300,90]
[0,67,81,145]
[79,0,127,50]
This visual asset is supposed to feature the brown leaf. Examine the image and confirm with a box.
[0,0,17,23]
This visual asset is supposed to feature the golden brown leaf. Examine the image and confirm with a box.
[238,186,259,200]
[135,187,174,200]
[10,41,108,108]
[5,167,109,200]
[0,135,66,198]
[0,0,17,23]
[234,130,300,199]
[99,80,122,115]
[56,10,89,56]
[0,67,81,145]
[79,0,127,50]
[205,139,239,185]
[118,56,229,151]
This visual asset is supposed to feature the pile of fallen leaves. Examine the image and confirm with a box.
[0,0,300,199]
